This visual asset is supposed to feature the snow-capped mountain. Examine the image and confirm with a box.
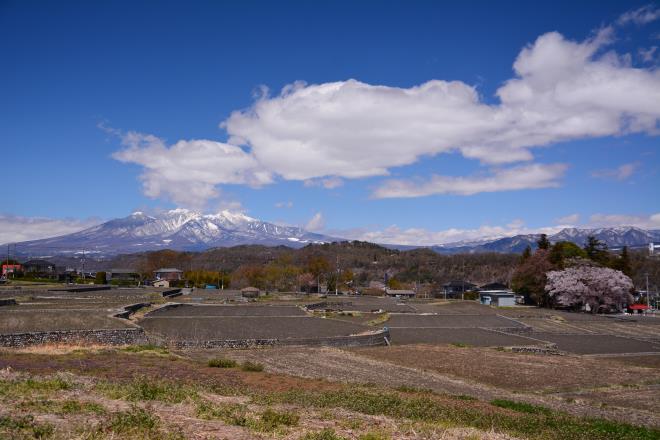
[12,209,338,256]
[431,227,660,254]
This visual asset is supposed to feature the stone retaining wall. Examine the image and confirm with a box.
[161,289,182,298]
[49,286,112,292]
[0,299,17,306]
[508,345,562,355]
[166,328,390,349]
[305,301,354,311]
[0,328,148,348]
[113,302,152,319]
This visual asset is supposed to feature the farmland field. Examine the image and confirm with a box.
[1,288,660,439]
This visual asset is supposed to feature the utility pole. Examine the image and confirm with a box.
[646,273,651,312]
[335,255,339,296]
[81,249,85,281]
[5,244,9,279]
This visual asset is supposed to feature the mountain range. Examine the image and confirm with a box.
[430,227,660,254]
[12,209,336,257]
[8,210,660,257]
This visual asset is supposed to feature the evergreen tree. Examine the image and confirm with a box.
[584,236,609,265]
[613,246,632,277]
[95,271,107,284]
[521,245,532,261]
[536,234,551,250]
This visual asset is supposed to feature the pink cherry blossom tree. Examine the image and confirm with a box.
[545,264,633,313]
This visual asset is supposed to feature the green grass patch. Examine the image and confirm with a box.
[491,399,552,415]
[207,358,237,368]
[105,406,163,438]
[252,386,660,440]
[241,361,264,372]
[359,432,390,440]
[367,312,390,326]
[0,377,73,398]
[450,342,470,348]
[18,399,106,415]
[301,428,347,440]
[97,377,195,403]
[0,414,54,439]
[258,408,299,431]
[121,344,169,355]
[195,400,298,433]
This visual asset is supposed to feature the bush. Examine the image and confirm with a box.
[241,361,264,372]
[208,358,237,368]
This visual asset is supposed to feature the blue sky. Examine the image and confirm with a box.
[2,1,660,245]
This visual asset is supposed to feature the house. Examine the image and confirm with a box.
[442,281,477,298]
[22,259,56,275]
[479,291,516,307]
[153,268,183,281]
[385,289,416,299]
[241,286,261,298]
[107,269,141,284]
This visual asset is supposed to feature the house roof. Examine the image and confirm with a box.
[479,291,515,297]
[629,304,650,310]
[480,282,508,290]
[22,259,55,266]
[109,269,139,274]
[153,268,183,273]
[386,289,416,295]
[443,281,476,288]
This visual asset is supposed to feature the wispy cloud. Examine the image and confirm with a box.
[303,177,344,189]
[639,46,658,62]
[0,215,100,245]
[305,212,325,231]
[591,162,639,181]
[275,201,294,209]
[617,5,660,26]
[372,163,567,198]
[588,212,660,229]
[556,213,580,225]
[327,212,660,246]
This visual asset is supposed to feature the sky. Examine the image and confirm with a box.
[2,0,660,245]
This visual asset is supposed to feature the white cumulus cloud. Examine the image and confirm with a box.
[112,132,272,209]
[113,17,660,206]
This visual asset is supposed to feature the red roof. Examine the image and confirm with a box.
[629,304,650,310]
